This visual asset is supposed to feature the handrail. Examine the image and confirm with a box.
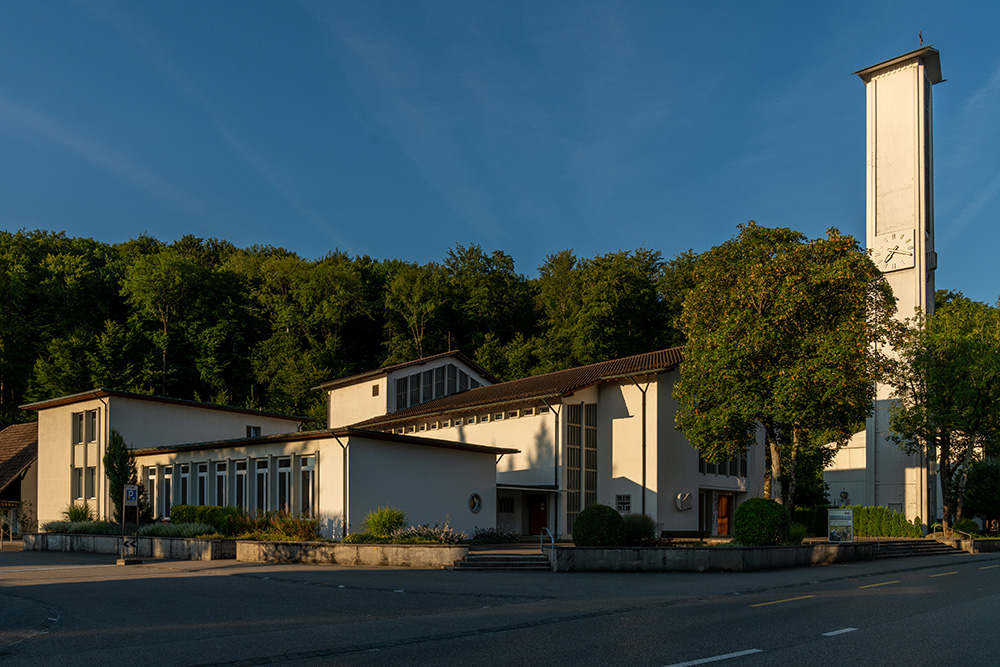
[540,527,554,551]
[932,525,973,542]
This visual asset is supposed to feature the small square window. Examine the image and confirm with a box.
[522,407,534,416]
[372,384,379,397]
[507,410,518,419]
[480,414,489,423]
[247,425,262,438]
[494,413,504,421]
[616,494,631,513]
[538,406,550,414]
[454,418,463,426]
[442,420,451,428]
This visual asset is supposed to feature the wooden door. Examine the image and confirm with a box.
[528,494,547,535]
[716,494,732,536]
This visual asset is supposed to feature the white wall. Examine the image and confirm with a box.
[327,378,388,428]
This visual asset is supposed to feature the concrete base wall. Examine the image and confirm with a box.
[544,543,873,572]
[948,539,1000,554]
[23,533,235,560]
[236,540,468,569]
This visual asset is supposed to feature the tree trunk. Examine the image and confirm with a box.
[788,426,802,509]
[764,422,782,505]
[938,432,952,531]
[955,442,975,525]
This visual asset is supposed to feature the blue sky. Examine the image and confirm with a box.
[2,2,999,303]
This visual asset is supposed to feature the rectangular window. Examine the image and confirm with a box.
[422,370,433,402]
[740,453,748,478]
[372,384,379,397]
[179,464,190,506]
[86,466,96,499]
[434,367,445,398]
[459,370,469,392]
[235,461,247,512]
[441,419,450,428]
[215,462,228,507]
[163,468,173,517]
[584,404,598,511]
[507,410,518,419]
[566,404,582,532]
[522,407,534,417]
[72,412,84,445]
[277,458,291,513]
[255,460,269,514]
[148,467,158,518]
[616,494,631,513]
[494,413,503,421]
[300,456,315,518]
[538,406,549,414]
[246,425,262,438]
[498,495,514,514]
[454,417,463,426]
[72,467,84,499]
[197,464,208,505]
[409,373,421,407]
[395,377,408,410]
[85,409,98,443]
[447,364,457,394]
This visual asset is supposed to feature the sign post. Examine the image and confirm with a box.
[117,484,142,565]
[828,508,854,543]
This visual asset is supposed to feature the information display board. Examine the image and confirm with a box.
[828,508,854,543]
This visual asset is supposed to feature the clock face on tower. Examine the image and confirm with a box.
[871,230,916,272]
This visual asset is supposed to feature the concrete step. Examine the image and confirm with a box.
[449,553,551,571]
[872,539,962,559]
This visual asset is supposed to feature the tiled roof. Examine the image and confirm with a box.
[354,347,684,428]
[20,388,310,422]
[313,350,500,391]
[0,422,38,494]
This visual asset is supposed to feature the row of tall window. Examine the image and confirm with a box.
[566,403,598,532]
[394,363,482,411]
[71,409,99,445]
[71,466,97,501]
[698,452,748,478]
[145,455,316,519]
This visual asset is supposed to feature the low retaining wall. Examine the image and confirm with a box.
[943,538,1000,554]
[237,540,468,569]
[23,533,235,560]
[544,543,873,572]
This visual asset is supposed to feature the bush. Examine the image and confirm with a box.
[952,518,980,537]
[850,506,923,538]
[41,520,121,535]
[572,504,625,547]
[733,498,790,546]
[621,513,657,546]
[787,523,807,545]
[139,522,217,538]
[470,525,522,544]
[170,505,246,536]
[342,532,381,543]
[391,521,467,544]
[62,503,95,522]
[364,506,407,537]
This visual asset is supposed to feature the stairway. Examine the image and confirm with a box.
[872,539,963,559]
[449,552,552,572]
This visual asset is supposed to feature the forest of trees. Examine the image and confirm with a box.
[0,230,698,427]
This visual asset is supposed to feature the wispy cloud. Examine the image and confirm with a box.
[78,0,351,251]
[302,1,503,239]
[0,96,207,219]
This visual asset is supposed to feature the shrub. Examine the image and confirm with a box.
[342,532,381,543]
[572,504,625,547]
[170,505,246,535]
[470,525,522,544]
[139,522,217,538]
[230,511,323,542]
[391,521,467,544]
[62,503,95,522]
[621,513,658,546]
[41,520,121,535]
[733,498,790,546]
[849,506,923,538]
[787,523,807,545]
[364,506,407,537]
[952,518,980,537]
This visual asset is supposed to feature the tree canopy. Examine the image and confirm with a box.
[673,223,896,504]
[888,293,1000,528]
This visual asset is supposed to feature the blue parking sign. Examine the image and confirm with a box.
[124,485,138,507]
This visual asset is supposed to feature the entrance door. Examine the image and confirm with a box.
[716,494,732,536]
[527,494,547,535]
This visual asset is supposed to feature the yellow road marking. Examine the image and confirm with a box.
[929,571,958,578]
[750,595,815,608]
[980,565,1000,570]
[858,580,900,589]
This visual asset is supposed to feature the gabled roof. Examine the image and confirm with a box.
[0,422,38,494]
[20,388,309,423]
[313,350,500,391]
[131,426,518,457]
[354,347,684,429]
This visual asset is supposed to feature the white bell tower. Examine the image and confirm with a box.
[825,47,943,526]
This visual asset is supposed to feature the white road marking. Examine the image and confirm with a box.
[663,648,763,667]
[822,628,858,636]
[0,565,117,573]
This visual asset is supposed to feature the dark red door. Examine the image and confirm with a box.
[528,494,547,535]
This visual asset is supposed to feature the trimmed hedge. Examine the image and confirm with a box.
[572,504,625,547]
[733,498,790,546]
[849,505,922,538]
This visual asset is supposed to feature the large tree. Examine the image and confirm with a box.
[887,295,1000,529]
[673,223,896,504]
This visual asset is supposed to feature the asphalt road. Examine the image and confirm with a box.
[1,545,998,666]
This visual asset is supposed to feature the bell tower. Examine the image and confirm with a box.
[825,47,943,526]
